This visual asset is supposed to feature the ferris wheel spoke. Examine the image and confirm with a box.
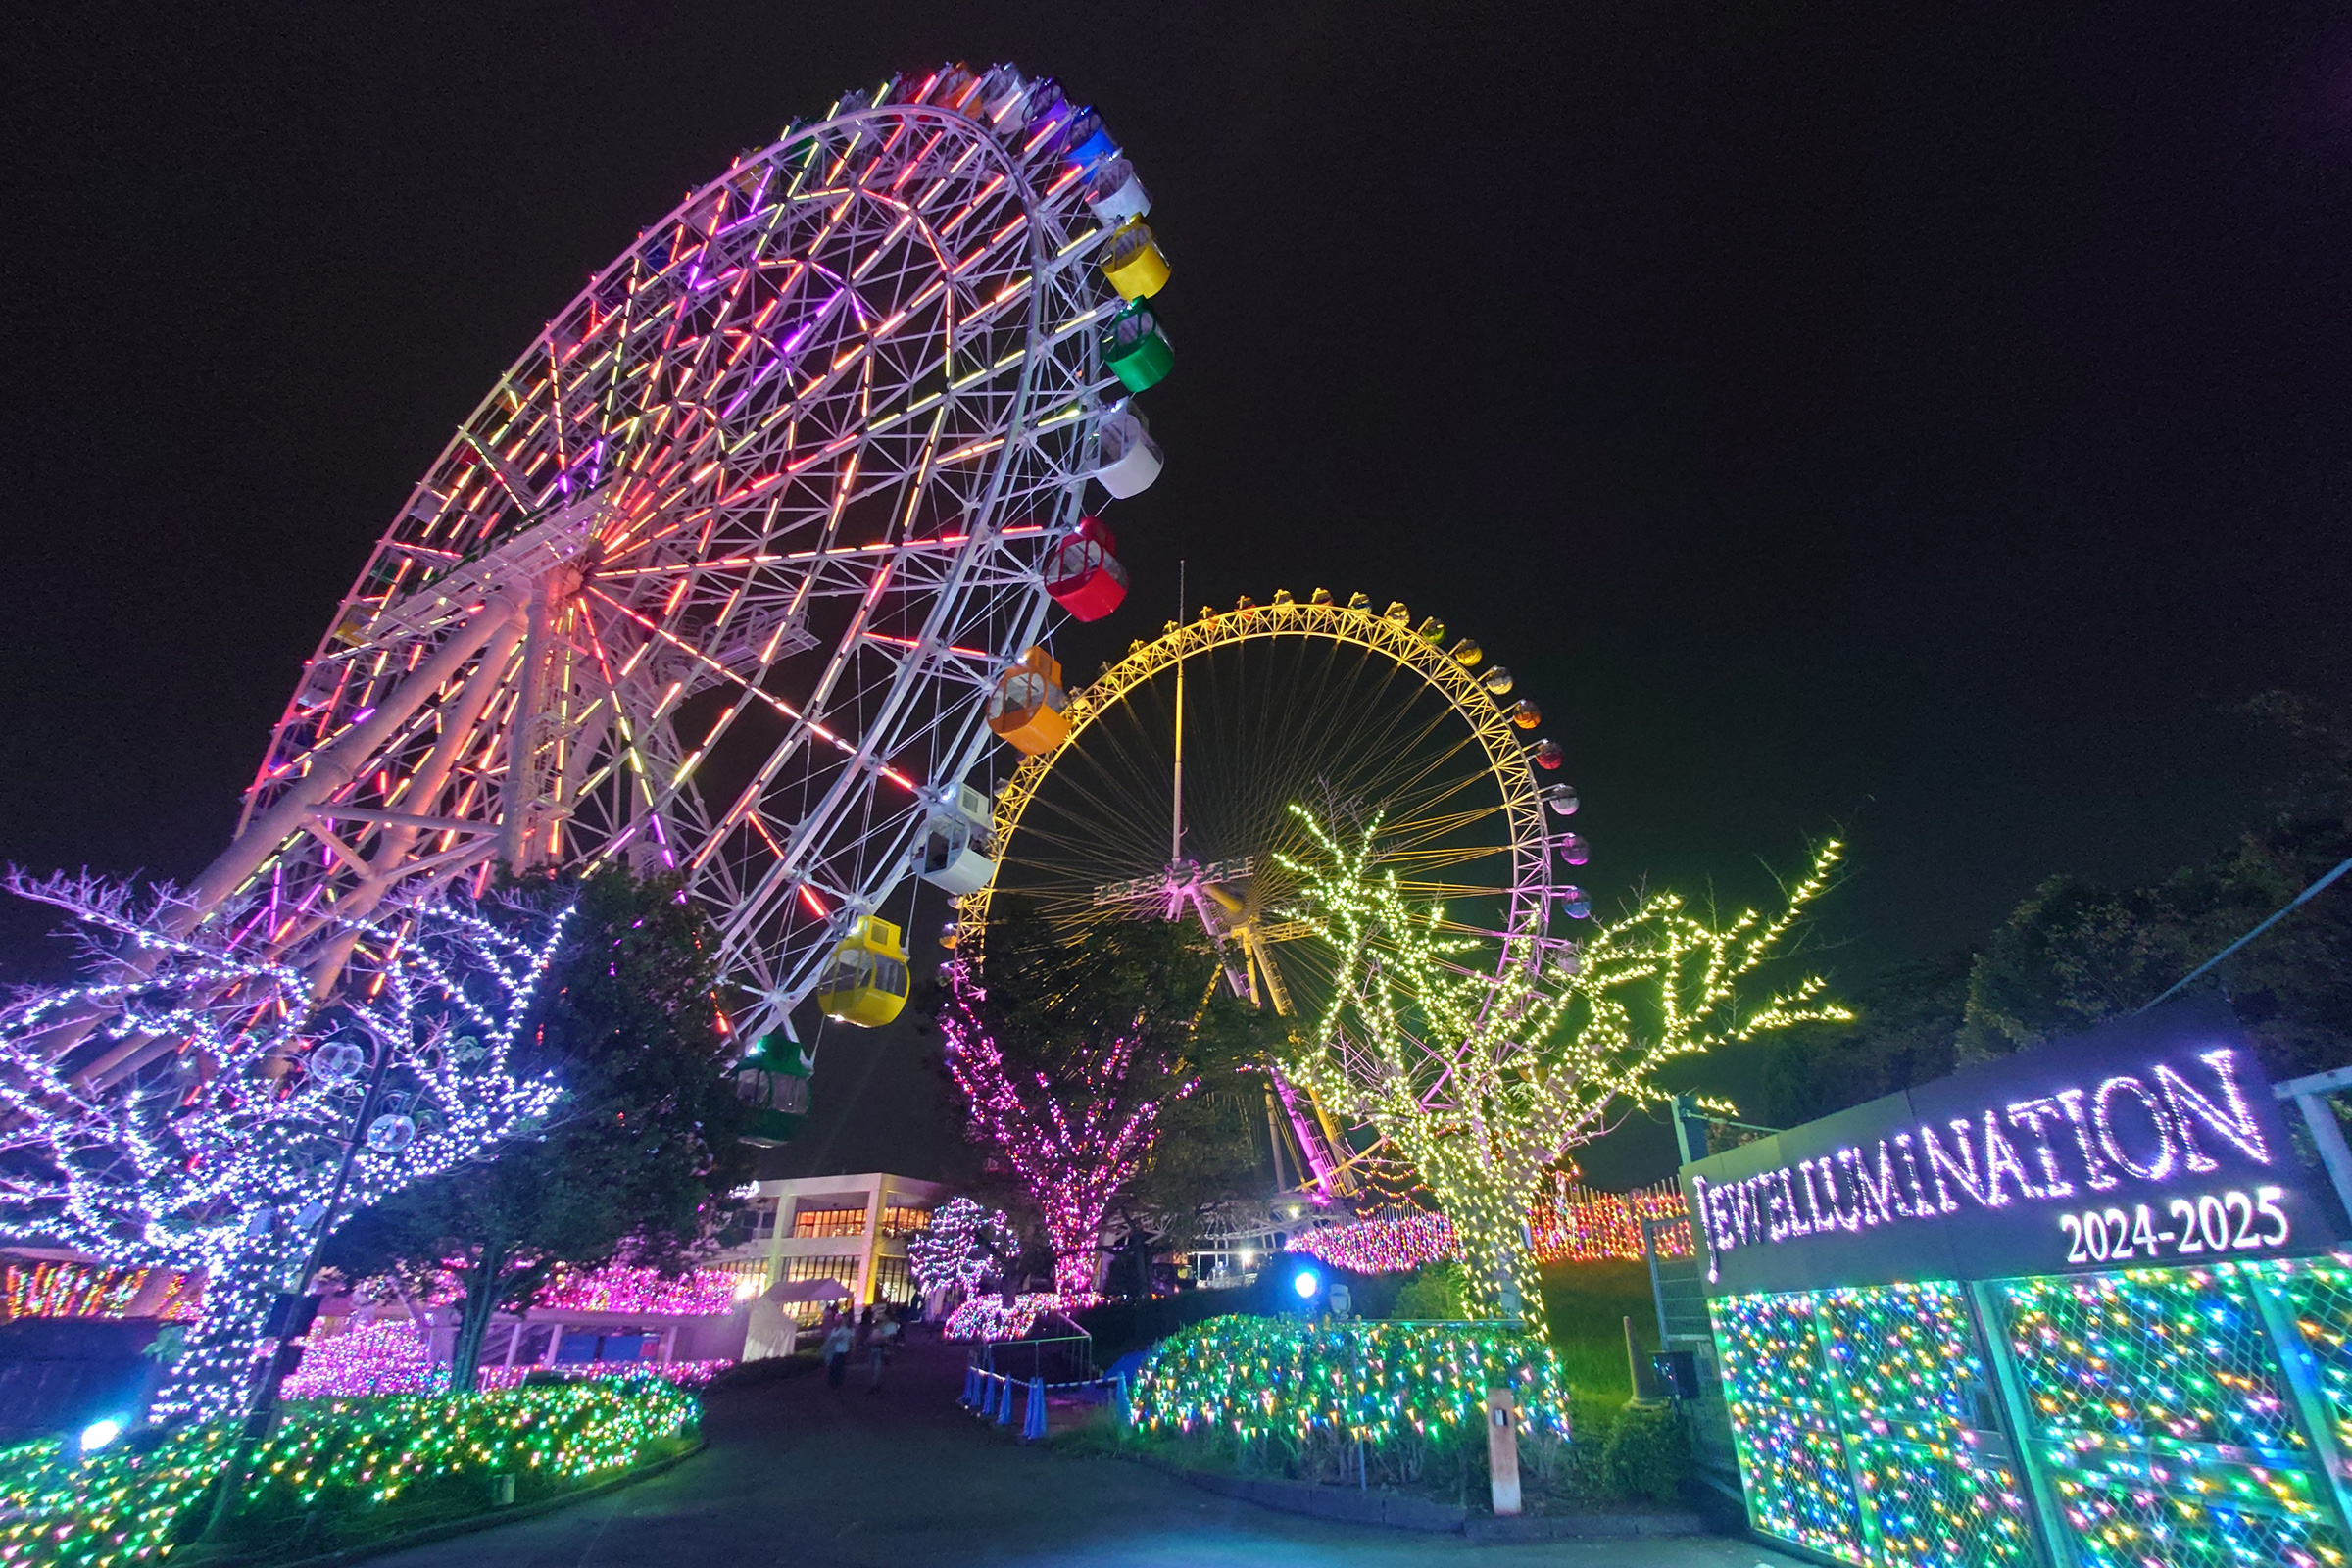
[217,70,1142,1029]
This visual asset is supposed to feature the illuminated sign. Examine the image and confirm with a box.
[1680,999,2339,1295]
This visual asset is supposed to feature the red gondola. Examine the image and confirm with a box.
[1044,516,1130,621]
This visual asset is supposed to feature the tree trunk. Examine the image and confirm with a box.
[152,1232,308,1425]
[445,1240,510,1398]
[1437,1173,1547,1336]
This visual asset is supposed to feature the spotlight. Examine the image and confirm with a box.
[1293,1265,1323,1301]
[78,1417,123,1453]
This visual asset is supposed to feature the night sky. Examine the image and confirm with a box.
[5,5,2349,1183]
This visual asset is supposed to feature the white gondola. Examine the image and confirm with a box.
[1095,409,1163,499]
[915,782,998,895]
[1084,157,1151,227]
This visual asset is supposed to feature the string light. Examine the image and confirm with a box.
[281,1318,439,1398]
[938,960,1172,1298]
[909,1197,1017,1300]
[532,1262,740,1316]
[1989,1262,2343,1568]
[0,1260,201,1323]
[1133,1315,1571,1454]
[0,873,572,1424]
[1294,1213,1457,1274]
[943,1290,1103,1343]
[0,1378,694,1566]
[1277,810,1844,1330]
[1713,1281,2036,1567]
[285,1309,735,1399]
[1295,1179,1694,1275]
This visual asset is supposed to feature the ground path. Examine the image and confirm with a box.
[374,1337,1807,1568]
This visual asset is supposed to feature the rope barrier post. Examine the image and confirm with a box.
[1111,1370,1132,1428]
[1022,1375,1048,1442]
[995,1374,1015,1426]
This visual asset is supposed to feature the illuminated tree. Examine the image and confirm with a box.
[0,873,567,1423]
[937,959,1171,1297]
[907,1195,1016,1301]
[326,870,756,1398]
[935,907,1274,1300]
[1278,808,1847,1329]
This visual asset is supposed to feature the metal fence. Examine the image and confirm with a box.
[978,1331,1097,1387]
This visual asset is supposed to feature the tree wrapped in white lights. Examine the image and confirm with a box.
[1278,808,1847,1331]
[906,1195,1017,1303]
[0,873,567,1423]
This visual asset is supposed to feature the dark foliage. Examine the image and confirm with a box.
[325,869,757,1393]
[917,900,1282,1276]
[1757,695,2352,1129]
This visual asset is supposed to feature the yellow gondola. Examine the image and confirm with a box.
[813,914,911,1027]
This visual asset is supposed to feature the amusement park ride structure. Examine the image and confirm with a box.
[59,64,1177,1093]
[955,588,1585,1201]
[41,62,1583,1220]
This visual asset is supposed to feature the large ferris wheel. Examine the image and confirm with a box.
[957,590,1587,1198]
[151,64,1174,1054]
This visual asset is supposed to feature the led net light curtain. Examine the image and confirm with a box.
[1711,1281,2036,1567]
[1987,1260,2352,1568]
[1713,1259,2352,1568]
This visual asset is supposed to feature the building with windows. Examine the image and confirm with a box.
[720,1173,950,1355]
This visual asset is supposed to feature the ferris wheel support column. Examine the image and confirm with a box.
[294,609,533,999]
[187,594,526,926]
[497,580,559,873]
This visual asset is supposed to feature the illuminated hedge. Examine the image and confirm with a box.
[0,1376,697,1567]
[1132,1314,1571,1451]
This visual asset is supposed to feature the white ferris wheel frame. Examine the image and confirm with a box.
[122,67,1145,1079]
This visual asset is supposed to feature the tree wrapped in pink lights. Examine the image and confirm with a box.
[937,910,1274,1301]
[0,873,567,1423]
[938,961,1168,1297]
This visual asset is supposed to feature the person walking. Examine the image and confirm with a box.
[868,1310,899,1391]
[822,1315,854,1391]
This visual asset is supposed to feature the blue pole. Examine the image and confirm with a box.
[1023,1376,1047,1442]
[995,1374,1014,1426]
[2141,855,2352,1013]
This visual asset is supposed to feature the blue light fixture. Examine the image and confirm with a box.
[1293,1264,1323,1301]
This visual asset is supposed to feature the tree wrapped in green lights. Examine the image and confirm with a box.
[1278,808,1846,1329]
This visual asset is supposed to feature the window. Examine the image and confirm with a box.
[751,1198,780,1240]
[879,1205,932,1241]
[792,1206,866,1239]
[783,1254,860,1324]
[870,1255,913,1305]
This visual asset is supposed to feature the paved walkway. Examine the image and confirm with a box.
[374,1339,1807,1568]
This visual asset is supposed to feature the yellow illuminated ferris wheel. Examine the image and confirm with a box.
[954,588,1588,1199]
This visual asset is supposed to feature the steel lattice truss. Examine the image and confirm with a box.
[959,591,1560,1194]
[194,65,1142,1044]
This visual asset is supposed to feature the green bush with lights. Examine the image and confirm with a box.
[0,1376,697,1567]
[1130,1313,1573,1493]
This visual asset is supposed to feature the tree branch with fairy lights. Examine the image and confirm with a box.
[0,872,569,1424]
[907,1195,1016,1303]
[936,958,1177,1298]
[1276,808,1847,1330]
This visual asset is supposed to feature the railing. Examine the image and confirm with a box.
[979,1331,1096,1386]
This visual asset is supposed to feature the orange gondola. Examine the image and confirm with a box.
[987,647,1071,755]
